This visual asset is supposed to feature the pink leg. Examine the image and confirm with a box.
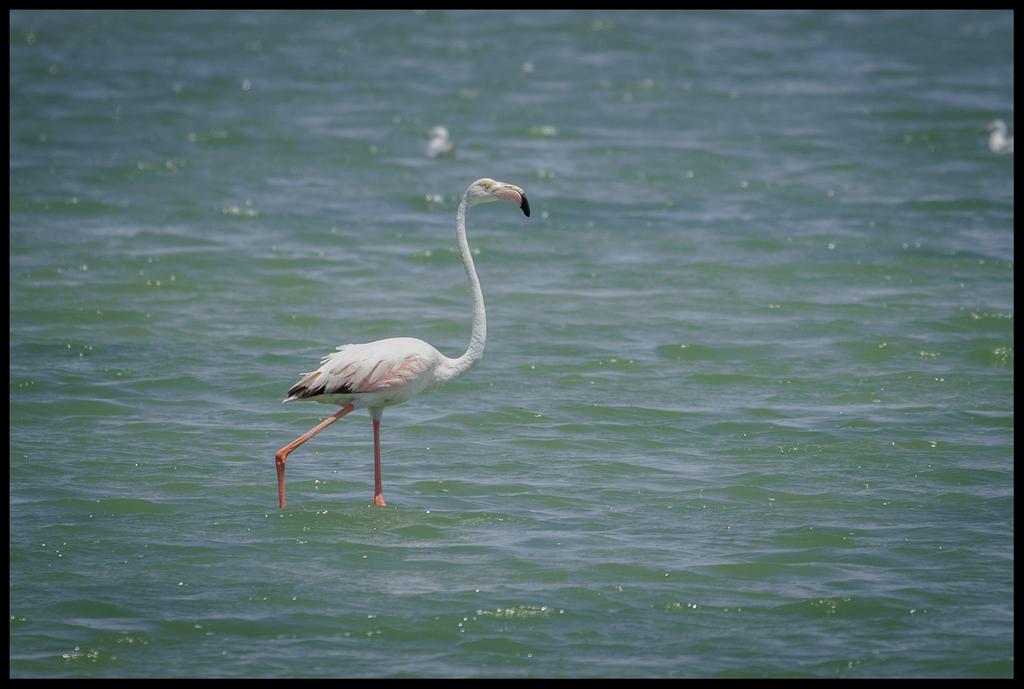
[372,417,386,506]
[275,403,355,509]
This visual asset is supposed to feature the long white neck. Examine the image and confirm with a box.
[435,192,486,385]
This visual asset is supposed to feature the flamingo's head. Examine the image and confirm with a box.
[467,178,530,217]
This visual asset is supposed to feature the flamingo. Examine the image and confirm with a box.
[984,119,1013,154]
[275,178,530,508]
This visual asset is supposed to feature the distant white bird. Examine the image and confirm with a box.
[985,119,1013,154]
[426,126,455,158]
[274,178,530,508]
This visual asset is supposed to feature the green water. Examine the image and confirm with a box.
[9,10,1013,678]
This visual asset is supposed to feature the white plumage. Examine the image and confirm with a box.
[284,338,445,410]
[985,119,1013,154]
[425,126,455,158]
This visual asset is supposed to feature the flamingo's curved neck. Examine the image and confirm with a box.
[436,193,486,384]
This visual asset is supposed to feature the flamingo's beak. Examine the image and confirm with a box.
[494,184,530,217]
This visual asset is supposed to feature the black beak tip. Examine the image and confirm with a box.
[521,196,531,217]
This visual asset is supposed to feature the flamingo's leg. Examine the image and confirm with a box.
[275,403,355,509]
[371,409,386,506]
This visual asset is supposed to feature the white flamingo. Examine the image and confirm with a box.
[275,178,530,508]
[985,119,1013,154]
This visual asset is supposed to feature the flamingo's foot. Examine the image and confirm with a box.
[374,495,386,507]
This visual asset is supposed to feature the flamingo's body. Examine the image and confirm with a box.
[275,178,530,508]
[985,119,1013,154]
[285,338,447,410]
